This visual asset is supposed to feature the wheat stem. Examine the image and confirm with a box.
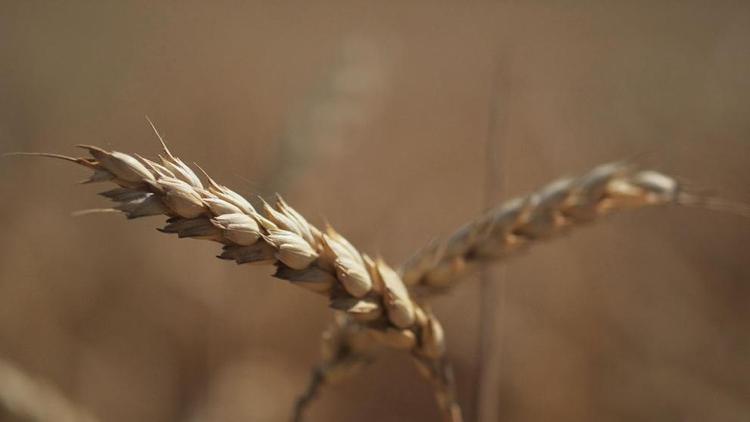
[292,314,374,421]
[473,62,508,422]
[292,367,325,422]
[413,354,463,422]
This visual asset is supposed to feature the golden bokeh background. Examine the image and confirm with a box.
[1,1,748,421]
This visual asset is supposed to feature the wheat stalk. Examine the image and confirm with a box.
[292,314,375,422]
[15,132,460,421]
[400,162,682,296]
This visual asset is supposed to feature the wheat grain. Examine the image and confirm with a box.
[400,162,681,296]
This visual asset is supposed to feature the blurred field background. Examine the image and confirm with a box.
[1,1,749,421]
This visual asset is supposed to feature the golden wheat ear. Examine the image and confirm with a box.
[400,162,684,296]
[17,140,461,422]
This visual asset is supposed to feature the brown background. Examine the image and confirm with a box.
[1,1,749,421]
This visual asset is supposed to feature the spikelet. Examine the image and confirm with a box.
[375,258,415,329]
[322,228,373,298]
[211,213,261,245]
[265,228,319,270]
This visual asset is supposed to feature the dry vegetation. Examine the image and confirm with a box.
[1,2,749,422]
[11,138,691,420]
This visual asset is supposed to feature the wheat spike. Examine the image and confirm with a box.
[400,162,681,295]
[25,140,462,422]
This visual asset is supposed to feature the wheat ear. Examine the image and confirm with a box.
[400,162,681,295]
[22,138,460,421]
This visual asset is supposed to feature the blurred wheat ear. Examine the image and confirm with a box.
[400,163,682,295]
[13,125,724,421]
